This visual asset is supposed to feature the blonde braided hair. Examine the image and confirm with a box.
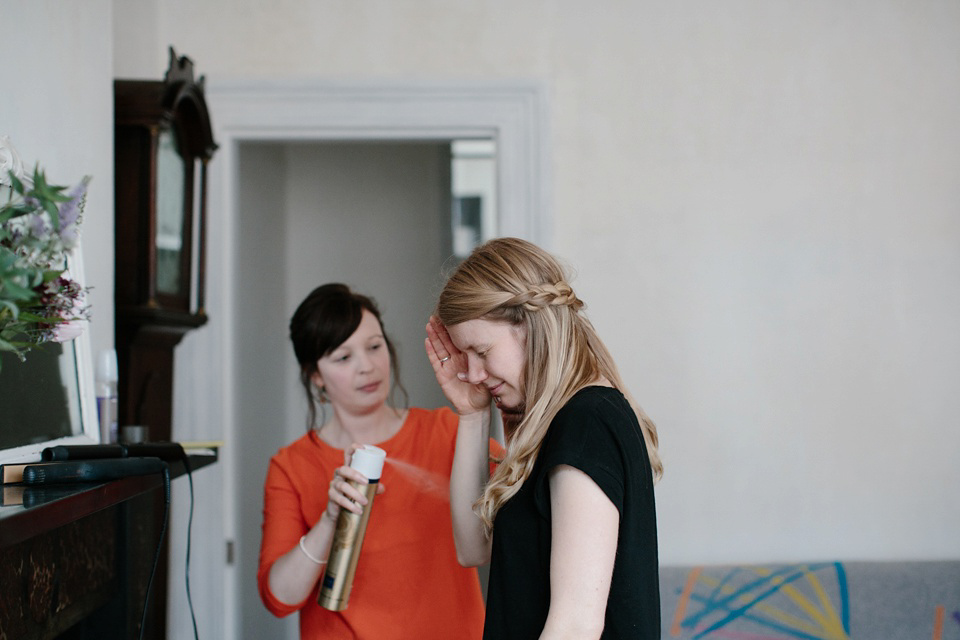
[504,281,583,311]
[436,237,661,534]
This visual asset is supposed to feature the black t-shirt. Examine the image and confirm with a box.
[482,386,660,639]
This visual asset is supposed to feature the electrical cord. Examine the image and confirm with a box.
[138,450,201,640]
[139,463,171,640]
[32,444,202,638]
[182,450,200,640]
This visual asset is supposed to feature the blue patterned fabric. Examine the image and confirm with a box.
[659,561,960,639]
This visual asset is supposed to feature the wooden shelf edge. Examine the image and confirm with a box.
[0,452,217,548]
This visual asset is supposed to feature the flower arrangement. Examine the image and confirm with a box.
[0,135,91,370]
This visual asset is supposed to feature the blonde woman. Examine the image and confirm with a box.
[425,238,662,639]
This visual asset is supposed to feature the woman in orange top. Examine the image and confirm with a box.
[257,283,488,639]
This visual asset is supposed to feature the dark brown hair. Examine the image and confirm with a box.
[289,283,408,430]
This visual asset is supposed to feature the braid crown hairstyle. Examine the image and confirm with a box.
[436,238,661,533]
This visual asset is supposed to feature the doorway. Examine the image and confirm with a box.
[234,139,476,638]
[167,81,548,640]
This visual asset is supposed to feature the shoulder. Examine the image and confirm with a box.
[268,431,328,478]
[550,386,635,442]
[405,406,459,431]
[541,387,646,477]
[263,432,332,497]
[270,431,316,462]
[537,387,647,513]
[557,385,631,418]
[394,406,460,453]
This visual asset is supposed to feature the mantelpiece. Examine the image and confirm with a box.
[0,451,216,639]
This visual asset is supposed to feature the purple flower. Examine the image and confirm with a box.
[58,180,87,228]
[29,212,49,238]
[59,224,80,249]
[1,159,93,358]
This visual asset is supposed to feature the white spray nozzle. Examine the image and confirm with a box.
[349,445,386,481]
[96,349,118,383]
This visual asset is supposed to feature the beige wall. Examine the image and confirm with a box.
[3,1,959,638]
[1,0,115,357]
[123,0,960,562]
[283,143,452,413]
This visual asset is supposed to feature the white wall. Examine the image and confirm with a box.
[3,0,950,637]
[137,0,960,566]
[283,143,451,416]
[0,0,115,358]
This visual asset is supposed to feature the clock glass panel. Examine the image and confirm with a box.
[155,127,186,295]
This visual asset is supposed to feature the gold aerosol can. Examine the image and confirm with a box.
[318,444,386,611]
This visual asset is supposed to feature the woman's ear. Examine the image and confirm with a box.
[311,369,324,390]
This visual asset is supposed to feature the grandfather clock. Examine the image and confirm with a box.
[114,48,217,442]
[113,48,217,640]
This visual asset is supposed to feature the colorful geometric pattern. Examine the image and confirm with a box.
[664,562,960,639]
[669,563,851,639]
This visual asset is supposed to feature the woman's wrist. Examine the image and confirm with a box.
[457,407,490,427]
[299,510,337,565]
[321,508,339,525]
[298,535,326,565]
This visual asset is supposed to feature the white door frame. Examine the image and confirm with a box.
[200,80,549,639]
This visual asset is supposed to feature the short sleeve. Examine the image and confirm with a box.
[533,393,627,518]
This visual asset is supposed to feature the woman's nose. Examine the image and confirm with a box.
[356,352,373,372]
[465,356,487,385]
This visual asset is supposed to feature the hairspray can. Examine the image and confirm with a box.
[318,444,386,611]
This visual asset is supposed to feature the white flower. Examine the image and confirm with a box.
[50,318,86,343]
[0,135,27,187]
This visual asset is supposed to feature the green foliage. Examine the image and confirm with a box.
[0,165,90,370]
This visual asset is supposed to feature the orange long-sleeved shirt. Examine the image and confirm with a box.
[258,407,489,639]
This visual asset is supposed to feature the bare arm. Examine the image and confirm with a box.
[426,317,494,566]
[267,509,336,605]
[449,409,494,566]
[267,446,381,605]
[539,465,619,640]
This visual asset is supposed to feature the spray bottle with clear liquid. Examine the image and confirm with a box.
[318,444,386,611]
[95,349,118,444]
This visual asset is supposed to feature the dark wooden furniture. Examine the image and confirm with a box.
[114,47,217,442]
[109,48,218,640]
[0,453,217,639]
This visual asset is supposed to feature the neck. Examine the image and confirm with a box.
[320,404,405,449]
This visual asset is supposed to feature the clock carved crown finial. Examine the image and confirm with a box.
[163,46,199,87]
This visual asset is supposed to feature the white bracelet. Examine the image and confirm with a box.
[298,535,325,565]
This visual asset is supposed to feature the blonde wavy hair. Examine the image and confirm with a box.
[436,237,662,533]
